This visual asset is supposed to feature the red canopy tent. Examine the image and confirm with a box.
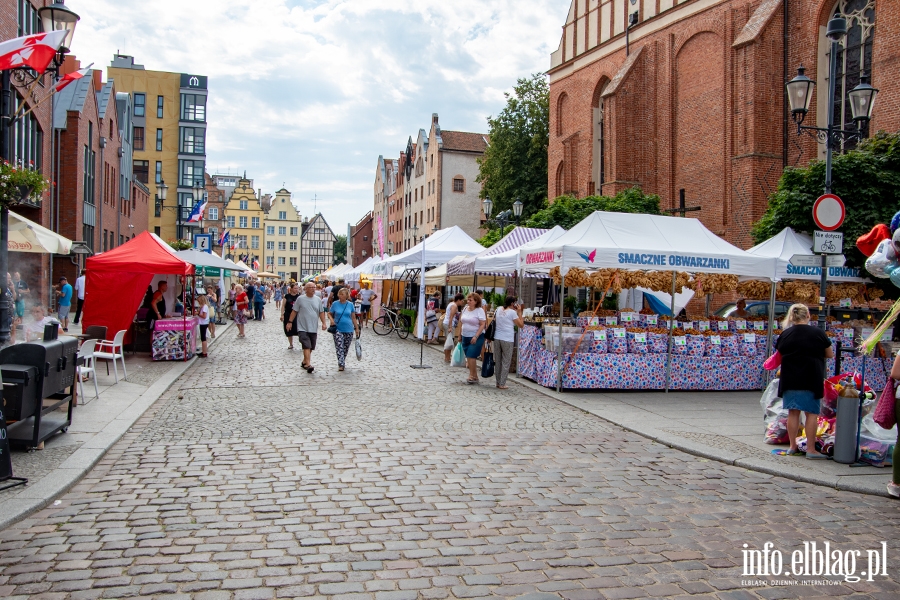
[82,232,194,339]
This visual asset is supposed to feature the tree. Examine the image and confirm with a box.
[752,131,900,267]
[333,234,347,265]
[475,187,662,247]
[476,73,549,222]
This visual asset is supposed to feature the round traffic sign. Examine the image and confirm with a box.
[812,194,845,231]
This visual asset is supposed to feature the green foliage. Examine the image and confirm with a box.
[476,227,507,248]
[333,234,347,265]
[524,187,662,230]
[0,160,48,207]
[476,74,549,222]
[167,239,193,250]
[752,131,900,267]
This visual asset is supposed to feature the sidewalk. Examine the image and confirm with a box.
[420,339,895,498]
[0,320,231,530]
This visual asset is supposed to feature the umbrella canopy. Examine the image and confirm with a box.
[175,249,250,271]
[446,227,548,276]
[520,212,777,280]
[747,227,867,282]
[474,226,567,275]
[255,271,279,278]
[8,210,73,254]
[371,226,484,276]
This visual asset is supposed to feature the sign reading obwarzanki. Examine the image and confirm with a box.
[525,251,560,264]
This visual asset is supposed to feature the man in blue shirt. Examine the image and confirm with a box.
[56,276,73,332]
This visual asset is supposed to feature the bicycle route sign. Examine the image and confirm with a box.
[812,193,845,231]
[814,230,843,254]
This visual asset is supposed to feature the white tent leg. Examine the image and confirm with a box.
[765,281,776,380]
[665,271,676,393]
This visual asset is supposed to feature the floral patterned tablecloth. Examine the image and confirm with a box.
[518,326,889,391]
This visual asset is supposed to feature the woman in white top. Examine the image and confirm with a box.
[460,292,487,384]
[443,293,465,362]
[197,294,210,358]
[492,297,525,389]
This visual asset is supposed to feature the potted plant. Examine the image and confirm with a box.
[0,161,48,207]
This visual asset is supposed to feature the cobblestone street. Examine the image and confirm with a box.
[1,314,899,599]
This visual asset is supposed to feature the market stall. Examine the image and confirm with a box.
[518,211,780,392]
[83,232,195,358]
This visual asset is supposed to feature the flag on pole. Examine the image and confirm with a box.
[219,229,229,246]
[186,198,208,223]
[252,259,259,271]
[53,63,93,92]
[0,30,67,74]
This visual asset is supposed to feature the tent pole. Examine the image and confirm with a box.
[516,266,523,379]
[765,281,777,380]
[665,271,676,393]
[557,252,566,393]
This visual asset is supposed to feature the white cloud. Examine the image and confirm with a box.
[71,0,569,233]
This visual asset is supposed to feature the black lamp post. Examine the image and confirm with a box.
[786,16,879,331]
[482,196,519,239]
[0,0,79,344]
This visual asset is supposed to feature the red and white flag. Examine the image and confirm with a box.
[54,63,93,92]
[0,30,67,74]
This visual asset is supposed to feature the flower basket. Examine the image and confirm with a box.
[0,161,46,207]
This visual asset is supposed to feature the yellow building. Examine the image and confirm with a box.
[107,54,207,242]
[263,189,303,281]
[224,178,264,266]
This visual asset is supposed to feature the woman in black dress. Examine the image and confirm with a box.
[283,282,300,349]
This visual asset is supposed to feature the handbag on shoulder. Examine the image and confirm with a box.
[874,379,897,430]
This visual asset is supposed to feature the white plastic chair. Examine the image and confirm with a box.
[77,339,100,402]
[94,330,127,383]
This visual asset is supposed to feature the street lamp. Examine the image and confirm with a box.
[513,197,523,220]
[785,16,880,331]
[38,1,80,54]
[411,224,419,244]
[387,241,394,256]
[482,196,517,238]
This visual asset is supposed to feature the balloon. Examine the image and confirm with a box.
[857,224,891,257]
[890,267,900,288]
[893,229,900,254]
[865,239,894,278]
[891,210,900,234]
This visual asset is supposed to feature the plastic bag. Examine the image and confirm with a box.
[761,378,789,444]
[451,342,466,367]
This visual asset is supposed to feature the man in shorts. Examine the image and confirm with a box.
[358,283,377,327]
[289,281,327,373]
[55,276,73,331]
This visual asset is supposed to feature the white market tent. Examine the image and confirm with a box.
[423,256,507,288]
[475,226,567,275]
[370,226,484,276]
[519,211,778,280]
[234,260,255,276]
[345,257,376,283]
[446,227,548,275]
[176,249,251,271]
[747,227,867,283]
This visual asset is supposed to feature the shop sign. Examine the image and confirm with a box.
[633,332,646,343]
[195,266,221,276]
[718,321,729,330]
[674,336,686,346]
[589,317,599,326]
[612,328,625,338]
[743,333,756,343]
[735,319,747,330]
[645,315,657,326]
[593,330,606,341]
[753,321,766,331]
[621,313,634,323]
[709,335,721,345]
[698,320,710,331]
[605,316,618,326]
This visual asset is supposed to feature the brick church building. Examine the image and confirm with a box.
[548,0,897,249]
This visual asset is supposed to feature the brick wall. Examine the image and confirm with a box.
[549,0,900,254]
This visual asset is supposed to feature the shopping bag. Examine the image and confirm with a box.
[874,379,897,430]
[763,350,781,371]
[355,338,363,361]
[481,346,495,378]
[451,342,466,367]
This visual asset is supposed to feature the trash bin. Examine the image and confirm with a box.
[833,395,861,464]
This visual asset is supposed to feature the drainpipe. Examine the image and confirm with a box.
[98,136,106,251]
[782,0,789,168]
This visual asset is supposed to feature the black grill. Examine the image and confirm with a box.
[0,365,40,421]
[0,338,78,399]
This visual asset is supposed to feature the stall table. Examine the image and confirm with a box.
[152,317,199,361]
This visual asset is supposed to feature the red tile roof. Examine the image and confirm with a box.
[441,131,489,153]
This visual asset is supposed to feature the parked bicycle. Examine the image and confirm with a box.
[372,304,411,339]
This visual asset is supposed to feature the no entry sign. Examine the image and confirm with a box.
[812,194,845,231]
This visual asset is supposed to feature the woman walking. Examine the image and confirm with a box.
[196,294,210,357]
[443,293,465,362]
[329,287,359,371]
[460,292,486,384]
[234,284,249,338]
[253,284,266,321]
[274,282,284,311]
[493,297,525,389]
[283,282,300,349]
[205,285,218,338]
[887,353,900,497]
[775,304,834,458]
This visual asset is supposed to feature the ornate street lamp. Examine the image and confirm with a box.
[482,196,493,219]
[513,197,523,220]
[848,74,878,123]
[38,0,80,54]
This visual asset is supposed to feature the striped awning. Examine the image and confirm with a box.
[446,227,547,276]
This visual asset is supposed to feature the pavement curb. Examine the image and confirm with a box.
[414,337,892,499]
[0,322,232,531]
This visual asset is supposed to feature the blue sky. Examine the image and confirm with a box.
[73,0,570,235]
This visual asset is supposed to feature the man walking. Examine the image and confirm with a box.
[73,269,86,324]
[289,281,327,374]
[55,276,73,332]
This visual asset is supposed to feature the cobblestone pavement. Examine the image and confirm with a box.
[1,313,899,599]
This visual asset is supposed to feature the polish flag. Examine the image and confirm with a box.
[54,63,93,92]
[0,30,67,74]
[187,198,208,223]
